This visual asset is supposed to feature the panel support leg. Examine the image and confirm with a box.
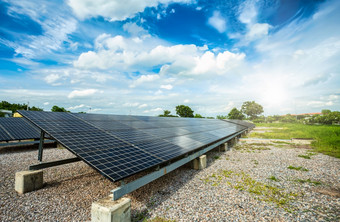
[38,130,45,162]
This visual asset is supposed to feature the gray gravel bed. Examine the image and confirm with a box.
[0,141,339,221]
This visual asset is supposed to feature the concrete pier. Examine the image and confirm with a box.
[15,170,43,194]
[91,195,131,222]
[192,155,207,170]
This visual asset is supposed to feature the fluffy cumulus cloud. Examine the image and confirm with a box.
[208,11,226,33]
[68,0,193,21]
[68,89,99,99]
[74,34,245,77]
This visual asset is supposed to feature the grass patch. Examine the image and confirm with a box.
[145,217,176,222]
[252,123,340,158]
[295,178,321,185]
[213,156,220,160]
[203,170,300,212]
[268,176,279,182]
[298,154,311,159]
[287,165,309,171]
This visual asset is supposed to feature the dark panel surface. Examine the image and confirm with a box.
[19,111,250,182]
[0,117,40,141]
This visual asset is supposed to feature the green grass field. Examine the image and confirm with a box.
[250,123,340,158]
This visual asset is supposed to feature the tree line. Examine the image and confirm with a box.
[0,101,70,117]
[159,101,264,120]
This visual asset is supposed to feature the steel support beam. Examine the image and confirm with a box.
[0,139,55,147]
[38,130,45,162]
[29,157,81,170]
[111,129,246,200]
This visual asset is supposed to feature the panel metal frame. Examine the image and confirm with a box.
[111,129,246,200]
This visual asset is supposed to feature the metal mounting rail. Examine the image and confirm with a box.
[29,157,81,170]
[111,129,246,200]
[0,139,55,147]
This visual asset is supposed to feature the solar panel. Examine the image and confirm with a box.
[19,111,250,182]
[0,117,40,142]
[223,119,255,128]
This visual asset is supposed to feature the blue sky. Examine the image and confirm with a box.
[0,0,339,116]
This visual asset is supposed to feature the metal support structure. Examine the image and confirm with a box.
[38,130,45,162]
[111,129,246,200]
[0,139,55,147]
[29,157,81,170]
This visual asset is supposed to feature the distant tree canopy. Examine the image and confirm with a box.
[159,110,177,117]
[194,113,204,118]
[51,105,69,112]
[227,107,245,120]
[241,101,264,120]
[216,115,227,119]
[176,105,194,118]
[0,101,43,115]
[322,109,331,115]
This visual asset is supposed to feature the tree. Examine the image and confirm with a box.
[51,105,69,112]
[159,110,177,117]
[175,105,194,117]
[241,101,264,120]
[194,113,204,118]
[227,108,245,120]
[322,109,331,115]
[0,100,43,113]
[216,115,227,119]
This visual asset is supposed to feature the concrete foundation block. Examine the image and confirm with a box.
[220,143,228,152]
[192,155,207,170]
[91,195,131,222]
[15,170,43,194]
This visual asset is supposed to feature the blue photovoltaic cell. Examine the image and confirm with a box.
[0,117,40,141]
[19,110,251,182]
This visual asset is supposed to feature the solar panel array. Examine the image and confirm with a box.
[0,117,40,142]
[19,111,250,182]
[223,119,255,128]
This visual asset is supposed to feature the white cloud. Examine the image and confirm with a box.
[43,102,49,106]
[74,34,245,78]
[208,11,226,33]
[138,104,148,108]
[238,0,257,25]
[246,23,271,40]
[123,102,140,107]
[68,104,85,110]
[307,101,333,107]
[5,1,77,59]
[123,22,147,36]
[44,74,61,84]
[144,107,163,113]
[183,99,190,103]
[223,101,235,112]
[68,89,99,99]
[160,84,173,90]
[130,74,160,88]
[68,0,193,21]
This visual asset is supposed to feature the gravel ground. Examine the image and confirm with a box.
[0,138,339,221]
